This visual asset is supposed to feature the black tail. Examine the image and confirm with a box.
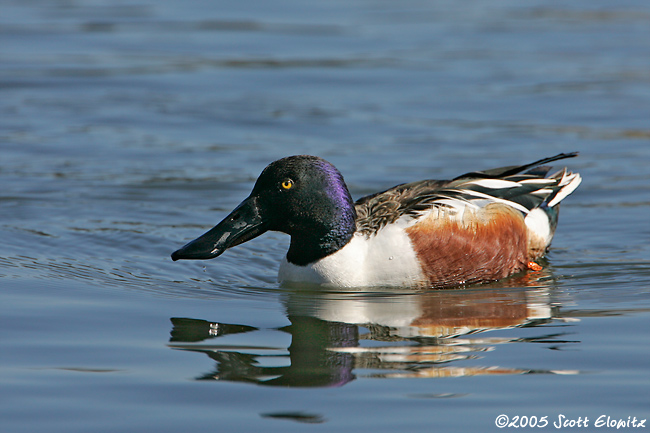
[454,152,579,181]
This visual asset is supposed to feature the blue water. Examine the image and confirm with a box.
[2,1,650,432]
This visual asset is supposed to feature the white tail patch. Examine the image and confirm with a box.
[525,208,553,247]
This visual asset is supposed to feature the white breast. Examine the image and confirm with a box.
[278,220,427,288]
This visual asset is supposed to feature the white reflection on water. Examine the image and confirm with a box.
[168,271,582,388]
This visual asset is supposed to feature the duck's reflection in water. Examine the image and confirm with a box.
[168,272,579,387]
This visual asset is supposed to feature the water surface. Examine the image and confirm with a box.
[1,1,649,432]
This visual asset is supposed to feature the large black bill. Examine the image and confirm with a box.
[171,196,268,261]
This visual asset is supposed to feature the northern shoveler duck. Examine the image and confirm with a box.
[172,153,581,288]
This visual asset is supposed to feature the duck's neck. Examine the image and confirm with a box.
[286,203,357,266]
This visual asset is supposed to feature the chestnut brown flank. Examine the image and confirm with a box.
[406,204,528,287]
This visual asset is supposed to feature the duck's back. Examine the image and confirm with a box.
[351,153,582,287]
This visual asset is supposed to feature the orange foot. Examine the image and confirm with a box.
[527,261,543,271]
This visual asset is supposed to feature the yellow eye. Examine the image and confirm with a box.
[281,179,294,190]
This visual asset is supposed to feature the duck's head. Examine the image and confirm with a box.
[171,155,357,266]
